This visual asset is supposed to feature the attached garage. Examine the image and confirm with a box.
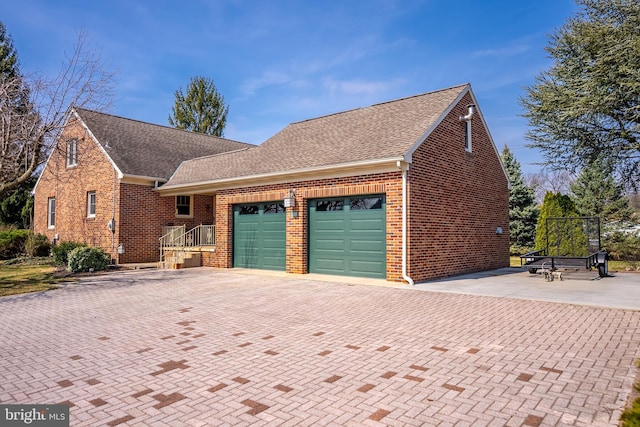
[308,195,386,279]
[233,202,286,270]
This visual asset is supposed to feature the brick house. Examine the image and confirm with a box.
[156,83,510,283]
[34,83,509,282]
[32,108,251,263]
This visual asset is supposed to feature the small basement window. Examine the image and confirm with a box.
[176,195,192,217]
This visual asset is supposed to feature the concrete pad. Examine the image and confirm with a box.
[409,267,640,310]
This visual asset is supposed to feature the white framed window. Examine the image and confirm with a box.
[87,191,96,218]
[176,195,193,217]
[66,139,78,167]
[47,197,56,228]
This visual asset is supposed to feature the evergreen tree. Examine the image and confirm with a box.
[0,176,35,228]
[569,158,633,223]
[500,146,539,253]
[168,76,229,136]
[535,192,588,256]
[521,0,640,189]
[0,21,35,218]
[0,22,19,78]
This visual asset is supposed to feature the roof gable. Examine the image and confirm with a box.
[73,108,252,181]
[162,84,470,189]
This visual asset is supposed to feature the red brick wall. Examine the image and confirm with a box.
[119,188,214,263]
[212,174,404,280]
[406,93,510,281]
[34,116,215,263]
[34,117,122,260]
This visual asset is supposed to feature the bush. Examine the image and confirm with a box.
[0,229,30,259]
[25,233,51,257]
[510,245,534,256]
[52,241,86,266]
[603,231,640,261]
[67,246,110,273]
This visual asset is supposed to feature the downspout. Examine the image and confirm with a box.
[397,161,414,286]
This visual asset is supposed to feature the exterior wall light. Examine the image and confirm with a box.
[284,190,296,208]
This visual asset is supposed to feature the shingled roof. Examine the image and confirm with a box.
[74,108,252,181]
[161,84,469,190]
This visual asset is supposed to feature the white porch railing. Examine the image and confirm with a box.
[159,224,215,265]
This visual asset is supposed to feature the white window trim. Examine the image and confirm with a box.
[176,195,193,218]
[66,139,78,167]
[87,191,96,218]
[47,197,56,229]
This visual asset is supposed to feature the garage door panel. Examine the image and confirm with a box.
[314,219,345,231]
[314,239,345,251]
[313,258,345,272]
[350,218,384,231]
[349,260,385,276]
[350,240,385,252]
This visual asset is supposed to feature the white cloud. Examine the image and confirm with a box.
[472,44,530,58]
[239,71,295,97]
[322,77,405,96]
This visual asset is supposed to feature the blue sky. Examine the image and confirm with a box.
[1,0,578,175]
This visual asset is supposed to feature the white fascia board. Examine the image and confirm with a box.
[156,157,404,196]
[465,87,511,189]
[404,84,470,162]
[32,109,77,195]
[120,174,167,186]
[403,84,510,188]
[73,109,125,179]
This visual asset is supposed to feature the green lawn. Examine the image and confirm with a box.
[0,259,75,297]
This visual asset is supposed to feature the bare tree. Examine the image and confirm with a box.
[525,168,575,205]
[0,29,116,199]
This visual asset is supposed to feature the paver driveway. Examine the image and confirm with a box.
[1,268,639,426]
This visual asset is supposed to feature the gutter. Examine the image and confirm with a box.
[157,157,404,196]
[397,161,414,286]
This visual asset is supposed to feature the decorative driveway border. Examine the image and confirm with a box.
[1,268,639,426]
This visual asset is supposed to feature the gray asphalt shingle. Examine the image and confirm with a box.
[75,108,252,180]
[162,84,468,188]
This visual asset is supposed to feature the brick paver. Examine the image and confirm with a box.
[1,268,639,426]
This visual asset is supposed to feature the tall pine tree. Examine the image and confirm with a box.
[168,76,229,136]
[569,158,633,223]
[500,146,539,254]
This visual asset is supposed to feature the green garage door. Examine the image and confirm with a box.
[233,202,286,270]
[309,195,386,278]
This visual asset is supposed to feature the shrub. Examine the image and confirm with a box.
[25,233,51,257]
[603,232,640,261]
[0,229,30,259]
[510,244,534,256]
[52,241,86,266]
[67,246,110,273]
